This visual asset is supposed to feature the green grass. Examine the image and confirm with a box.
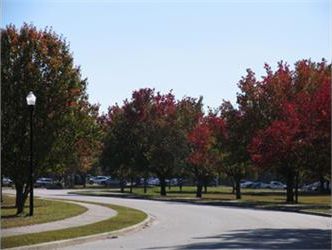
[72,185,331,215]
[1,195,87,228]
[1,201,147,249]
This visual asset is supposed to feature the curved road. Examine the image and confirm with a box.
[29,189,332,249]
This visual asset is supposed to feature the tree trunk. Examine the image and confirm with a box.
[286,172,294,203]
[82,173,86,188]
[179,179,183,193]
[217,172,221,186]
[23,184,30,202]
[203,177,208,194]
[66,174,74,188]
[235,178,241,199]
[15,184,25,214]
[231,178,235,194]
[70,174,74,188]
[160,177,167,196]
[120,178,125,193]
[143,178,147,194]
[295,172,299,204]
[64,175,68,188]
[319,176,325,193]
[130,177,133,193]
[1,175,3,203]
[196,179,203,198]
[327,180,330,193]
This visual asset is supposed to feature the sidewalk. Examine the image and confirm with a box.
[2,200,117,237]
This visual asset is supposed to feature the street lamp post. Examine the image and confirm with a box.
[26,91,36,216]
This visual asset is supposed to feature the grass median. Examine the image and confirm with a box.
[1,200,147,249]
[71,185,331,216]
[1,195,87,228]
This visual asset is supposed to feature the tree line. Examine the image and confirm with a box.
[1,24,330,214]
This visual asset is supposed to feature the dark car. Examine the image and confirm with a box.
[104,178,125,187]
[250,181,270,189]
[46,182,63,189]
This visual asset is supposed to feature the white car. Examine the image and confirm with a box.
[89,176,110,185]
[147,177,160,186]
[35,177,54,188]
[240,181,253,188]
[2,177,13,186]
[302,181,320,192]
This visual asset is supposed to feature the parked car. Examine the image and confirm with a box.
[166,178,185,186]
[250,181,270,189]
[168,178,178,186]
[46,181,63,189]
[240,180,253,188]
[88,176,110,185]
[147,177,160,186]
[2,177,13,187]
[104,178,124,186]
[302,181,320,192]
[35,177,54,188]
[269,181,286,189]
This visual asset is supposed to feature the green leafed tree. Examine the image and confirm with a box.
[1,24,100,214]
[99,104,141,192]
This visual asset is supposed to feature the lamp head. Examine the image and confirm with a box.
[26,91,36,106]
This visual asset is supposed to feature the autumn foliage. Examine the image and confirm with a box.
[99,60,330,202]
[247,60,331,202]
[2,24,330,206]
[186,115,225,197]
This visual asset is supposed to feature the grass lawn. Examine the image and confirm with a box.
[72,185,331,215]
[1,200,147,249]
[1,195,87,228]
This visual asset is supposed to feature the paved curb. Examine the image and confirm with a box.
[6,214,154,250]
[295,210,331,218]
[69,191,332,218]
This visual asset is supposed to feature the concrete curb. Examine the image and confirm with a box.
[6,214,154,250]
[69,191,332,218]
[295,210,331,218]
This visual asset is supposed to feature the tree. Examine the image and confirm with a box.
[176,96,204,192]
[61,101,104,187]
[294,79,331,192]
[145,91,188,196]
[99,105,141,192]
[249,103,303,202]
[187,114,225,198]
[219,101,252,199]
[100,89,188,196]
[245,59,331,202]
[1,24,96,214]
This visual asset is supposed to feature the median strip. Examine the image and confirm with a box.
[2,200,117,237]
[1,200,148,249]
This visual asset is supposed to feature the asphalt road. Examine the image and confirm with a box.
[22,189,332,249]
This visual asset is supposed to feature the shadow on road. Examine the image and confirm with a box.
[145,228,331,249]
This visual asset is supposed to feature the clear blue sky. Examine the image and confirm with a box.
[3,0,331,113]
